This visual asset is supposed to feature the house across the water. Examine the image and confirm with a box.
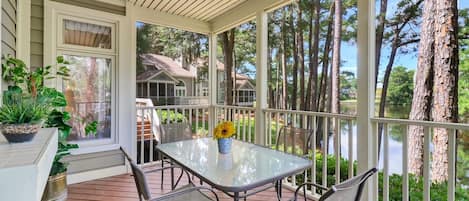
[136,54,256,106]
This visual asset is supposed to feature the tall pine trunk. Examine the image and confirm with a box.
[281,8,288,110]
[291,6,299,110]
[306,0,320,112]
[318,2,334,112]
[375,0,388,87]
[298,4,306,111]
[408,0,435,176]
[222,29,235,106]
[331,0,342,114]
[431,0,459,183]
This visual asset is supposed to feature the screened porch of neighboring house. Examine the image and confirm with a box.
[1,0,468,201]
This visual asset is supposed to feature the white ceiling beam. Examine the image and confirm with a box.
[129,4,210,34]
[209,0,291,34]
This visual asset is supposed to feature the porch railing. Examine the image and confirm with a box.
[136,104,209,165]
[214,105,256,143]
[134,104,468,200]
[263,108,357,199]
[371,118,469,201]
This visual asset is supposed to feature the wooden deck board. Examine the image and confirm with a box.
[67,166,308,201]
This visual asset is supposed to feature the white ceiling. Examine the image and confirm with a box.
[128,0,248,22]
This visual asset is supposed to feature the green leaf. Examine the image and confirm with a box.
[56,56,64,63]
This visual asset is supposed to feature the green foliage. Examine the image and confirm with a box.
[340,71,357,100]
[387,66,414,106]
[1,56,97,176]
[159,110,186,124]
[293,153,468,200]
[0,101,49,124]
[459,42,469,119]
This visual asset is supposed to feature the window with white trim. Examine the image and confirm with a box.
[56,15,117,143]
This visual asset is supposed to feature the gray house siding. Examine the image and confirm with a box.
[30,0,43,68]
[180,77,193,96]
[2,0,16,57]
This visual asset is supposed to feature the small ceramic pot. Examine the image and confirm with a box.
[218,138,232,154]
[1,123,42,143]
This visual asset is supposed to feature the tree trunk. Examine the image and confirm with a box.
[281,8,288,110]
[375,0,388,88]
[377,25,400,151]
[318,2,334,112]
[431,0,459,183]
[306,0,320,112]
[331,0,342,114]
[222,29,235,106]
[408,0,435,177]
[298,5,306,111]
[291,6,298,110]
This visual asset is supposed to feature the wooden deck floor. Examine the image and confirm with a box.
[67,166,305,201]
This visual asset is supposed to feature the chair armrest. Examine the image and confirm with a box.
[291,182,329,201]
[150,186,219,201]
[296,182,328,191]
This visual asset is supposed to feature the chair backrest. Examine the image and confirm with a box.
[160,121,193,143]
[275,126,314,155]
[319,167,378,201]
[121,147,152,201]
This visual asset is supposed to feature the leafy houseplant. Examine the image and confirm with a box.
[0,98,49,142]
[2,56,97,200]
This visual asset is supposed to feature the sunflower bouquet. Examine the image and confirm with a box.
[213,121,236,139]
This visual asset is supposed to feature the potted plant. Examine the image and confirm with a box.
[1,56,97,200]
[213,121,236,154]
[0,98,49,142]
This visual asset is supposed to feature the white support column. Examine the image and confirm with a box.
[208,33,218,136]
[356,0,377,200]
[255,11,268,146]
[16,0,31,67]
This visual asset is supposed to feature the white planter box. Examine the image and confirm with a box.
[0,128,58,201]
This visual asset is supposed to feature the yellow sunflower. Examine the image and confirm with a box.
[214,121,236,139]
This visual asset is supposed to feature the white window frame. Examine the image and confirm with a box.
[57,50,117,147]
[57,15,116,54]
[43,1,130,153]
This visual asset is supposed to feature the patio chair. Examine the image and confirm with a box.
[274,126,314,199]
[120,147,219,201]
[291,167,378,201]
[275,126,314,156]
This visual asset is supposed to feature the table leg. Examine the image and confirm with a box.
[275,180,283,201]
[160,152,164,189]
[234,192,239,201]
[244,191,247,201]
[171,160,175,190]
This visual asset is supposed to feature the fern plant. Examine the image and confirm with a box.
[0,101,49,124]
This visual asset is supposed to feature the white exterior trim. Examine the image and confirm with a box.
[254,11,268,146]
[67,165,127,184]
[43,1,133,180]
[356,0,378,200]
[210,0,291,34]
[16,0,31,67]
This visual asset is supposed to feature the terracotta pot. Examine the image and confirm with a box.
[42,172,67,201]
[1,123,42,143]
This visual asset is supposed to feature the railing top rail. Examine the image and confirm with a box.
[214,105,256,111]
[136,104,210,110]
[371,117,469,130]
[263,108,357,120]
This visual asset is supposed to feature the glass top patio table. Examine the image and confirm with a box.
[156,138,312,193]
